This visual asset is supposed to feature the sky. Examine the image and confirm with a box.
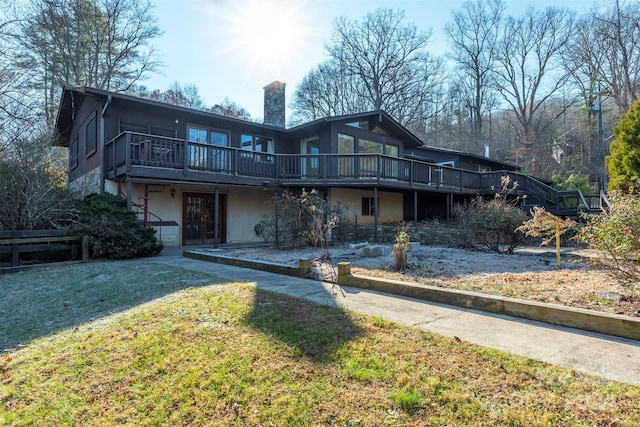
[146,0,595,122]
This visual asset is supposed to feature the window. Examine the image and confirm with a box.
[338,133,355,177]
[188,127,207,143]
[385,145,398,157]
[301,136,319,176]
[242,134,274,153]
[210,129,230,171]
[188,126,208,169]
[85,114,97,156]
[358,139,383,154]
[255,136,274,153]
[188,126,231,171]
[241,134,253,151]
[210,130,228,146]
[362,197,376,216]
[70,135,79,169]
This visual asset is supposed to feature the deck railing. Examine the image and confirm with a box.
[104,131,591,215]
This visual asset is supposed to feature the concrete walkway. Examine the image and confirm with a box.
[152,250,640,387]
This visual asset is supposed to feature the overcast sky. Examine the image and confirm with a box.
[146,0,595,121]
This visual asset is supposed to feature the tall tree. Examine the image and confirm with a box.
[149,82,205,110]
[445,0,504,153]
[290,59,368,124]
[292,8,445,132]
[0,9,40,154]
[493,6,576,176]
[606,97,640,193]
[17,0,162,126]
[594,0,640,115]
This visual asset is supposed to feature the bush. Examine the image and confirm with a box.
[256,189,352,257]
[71,193,163,259]
[391,224,410,271]
[576,191,640,282]
[454,177,527,253]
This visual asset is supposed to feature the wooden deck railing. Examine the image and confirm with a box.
[104,131,594,216]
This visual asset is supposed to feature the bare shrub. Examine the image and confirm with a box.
[454,176,527,253]
[391,223,410,271]
[576,191,640,283]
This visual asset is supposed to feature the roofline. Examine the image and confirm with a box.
[59,86,287,132]
[288,110,424,148]
[409,145,520,170]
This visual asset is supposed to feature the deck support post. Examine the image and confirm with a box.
[126,180,133,211]
[414,190,418,224]
[214,187,219,249]
[374,187,379,243]
[273,191,279,249]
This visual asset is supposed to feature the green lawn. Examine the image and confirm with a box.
[1,261,639,426]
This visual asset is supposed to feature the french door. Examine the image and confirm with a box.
[182,193,227,245]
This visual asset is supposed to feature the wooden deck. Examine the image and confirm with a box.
[104,131,602,217]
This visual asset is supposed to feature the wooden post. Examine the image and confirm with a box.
[82,236,90,262]
[273,191,279,249]
[374,187,379,243]
[214,188,219,249]
[555,225,561,267]
[12,230,19,267]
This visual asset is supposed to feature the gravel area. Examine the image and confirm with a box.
[218,244,640,317]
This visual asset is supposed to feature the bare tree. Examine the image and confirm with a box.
[445,0,505,153]
[291,59,368,124]
[0,132,77,230]
[493,6,577,176]
[593,0,640,115]
[0,11,40,154]
[148,82,205,110]
[292,8,446,132]
[210,98,252,121]
[17,0,162,126]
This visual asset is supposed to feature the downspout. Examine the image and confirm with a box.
[99,95,112,194]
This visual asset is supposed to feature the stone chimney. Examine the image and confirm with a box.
[263,81,286,127]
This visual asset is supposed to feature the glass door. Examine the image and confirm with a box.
[182,193,226,245]
[303,138,320,178]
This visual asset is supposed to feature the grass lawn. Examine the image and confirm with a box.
[1,260,639,426]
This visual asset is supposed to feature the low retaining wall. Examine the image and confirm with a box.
[337,262,640,342]
[184,250,311,278]
[183,250,640,342]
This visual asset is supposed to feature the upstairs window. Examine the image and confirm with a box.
[188,127,207,143]
[242,134,274,153]
[70,135,79,169]
[85,114,97,156]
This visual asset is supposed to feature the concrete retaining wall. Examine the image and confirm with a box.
[337,262,640,341]
[184,251,311,278]
[183,250,640,342]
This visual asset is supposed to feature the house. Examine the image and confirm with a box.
[53,82,583,247]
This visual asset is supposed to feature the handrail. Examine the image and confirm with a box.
[104,131,597,216]
[600,190,612,212]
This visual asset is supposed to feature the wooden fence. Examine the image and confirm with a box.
[0,230,89,269]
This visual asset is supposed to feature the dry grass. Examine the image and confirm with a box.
[1,260,640,425]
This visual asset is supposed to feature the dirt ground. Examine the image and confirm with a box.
[221,244,640,317]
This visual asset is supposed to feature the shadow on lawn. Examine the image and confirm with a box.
[0,259,223,351]
[245,288,363,363]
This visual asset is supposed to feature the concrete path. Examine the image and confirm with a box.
[152,252,640,387]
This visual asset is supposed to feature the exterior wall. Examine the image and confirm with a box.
[68,167,102,196]
[227,189,273,243]
[103,182,273,246]
[68,97,102,183]
[328,187,403,225]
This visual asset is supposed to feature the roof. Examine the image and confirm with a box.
[53,86,287,146]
